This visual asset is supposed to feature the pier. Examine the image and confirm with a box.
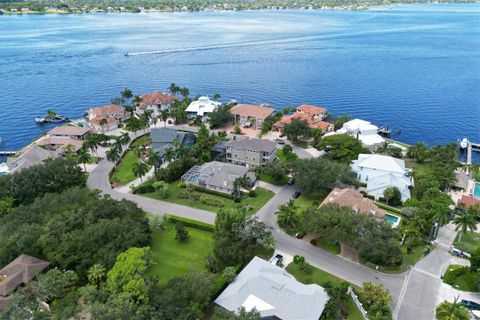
[0,151,17,156]
[466,142,480,165]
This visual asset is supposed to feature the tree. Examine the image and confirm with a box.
[317,134,370,163]
[76,147,91,172]
[88,264,106,288]
[233,176,251,196]
[193,115,203,127]
[277,200,298,229]
[234,123,242,134]
[383,186,402,206]
[212,307,261,320]
[147,149,162,174]
[152,180,170,198]
[334,114,351,131]
[132,161,149,183]
[175,222,190,242]
[121,87,133,102]
[160,109,170,126]
[124,117,142,134]
[407,142,429,163]
[221,266,237,284]
[169,83,180,95]
[436,297,470,320]
[162,147,175,163]
[283,118,310,143]
[133,95,143,108]
[107,247,152,303]
[85,134,102,160]
[453,210,477,242]
[209,105,234,129]
[358,282,392,314]
[106,144,122,163]
[469,249,480,272]
[212,93,221,100]
[261,161,289,182]
[292,158,356,193]
[118,132,131,146]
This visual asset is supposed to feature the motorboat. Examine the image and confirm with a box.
[460,137,469,149]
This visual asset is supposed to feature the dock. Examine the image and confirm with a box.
[0,151,17,156]
[466,142,480,165]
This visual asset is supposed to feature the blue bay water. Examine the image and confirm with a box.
[0,4,479,161]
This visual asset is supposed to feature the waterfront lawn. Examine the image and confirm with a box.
[144,182,274,214]
[111,150,150,185]
[453,231,480,254]
[148,223,214,286]
[286,262,363,320]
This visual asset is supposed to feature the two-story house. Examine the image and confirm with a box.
[225,137,276,168]
[273,104,333,134]
[87,104,130,132]
[137,91,177,116]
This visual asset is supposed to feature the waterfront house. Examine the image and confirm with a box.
[351,154,412,201]
[150,127,195,158]
[320,188,387,218]
[87,104,130,132]
[0,254,50,311]
[48,125,93,140]
[457,195,480,209]
[35,125,93,155]
[325,118,384,150]
[137,91,177,116]
[274,104,333,134]
[215,256,329,320]
[185,96,221,120]
[4,145,58,174]
[229,104,275,130]
[181,161,256,195]
[225,137,276,168]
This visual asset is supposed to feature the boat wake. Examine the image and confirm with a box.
[124,24,444,57]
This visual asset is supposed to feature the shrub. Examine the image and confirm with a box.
[199,195,225,208]
[175,222,190,242]
[299,261,312,274]
[132,180,155,194]
[178,190,199,200]
[178,181,186,188]
[444,266,468,285]
[233,197,241,203]
[166,214,214,232]
[378,197,387,203]
[248,190,257,198]
[366,195,375,200]
[293,255,305,264]
[360,190,367,196]
[192,185,233,199]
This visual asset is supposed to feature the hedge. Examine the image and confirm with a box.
[132,179,155,194]
[191,185,234,199]
[444,265,468,285]
[375,202,402,214]
[164,214,214,232]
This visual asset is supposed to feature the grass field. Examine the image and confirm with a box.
[404,244,432,266]
[293,188,330,210]
[454,231,480,254]
[111,150,150,185]
[144,183,274,214]
[286,262,363,320]
[259,174,289,186]
[148,223,214,286]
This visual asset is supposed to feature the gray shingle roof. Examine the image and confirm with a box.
[197,161,250,191]
[151,128,195,156]
[215,257,329,320]
[225,137,276,153]
[6,144,58,173]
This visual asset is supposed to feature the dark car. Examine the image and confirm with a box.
[287,178,295,185]
[461,300,480,311]
[292,191,301,199]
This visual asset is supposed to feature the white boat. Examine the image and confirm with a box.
[460,138,469,149]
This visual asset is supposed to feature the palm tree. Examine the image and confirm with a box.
[85,134,101,162]
[132,162,149,183]
[46,109,57,120]
[106,145,122,164]
[148,149,162,174]
[133,95,143,108]
[163,147,175,163]
[152,180,170,198]
[125,117,142,136]
[321,300,340,320]
[277,200,298,228]
[160,109,170,127]
[453,210,477,242]
[433,204,452,226]
[193,115,203,127]
[436,296,470,320]
[99,118,108,133]
[121,88,133,102]
[87,264,106,288]
[233,176,251,196]
[179,87,189,99]
[118,132,131,146]
[76,147,91,172]
[407,142,429,163]
[212,93,221,100]
[169,83,180,95]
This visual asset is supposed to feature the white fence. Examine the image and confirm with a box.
[348,286,369,320]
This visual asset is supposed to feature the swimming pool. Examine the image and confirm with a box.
[384,213,401,228]
[474,182,480,200]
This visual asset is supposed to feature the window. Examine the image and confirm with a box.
[253,157,256,161]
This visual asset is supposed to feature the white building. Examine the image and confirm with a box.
[351,154,412,201]
[325,118,385,150]
[185,96,221,120]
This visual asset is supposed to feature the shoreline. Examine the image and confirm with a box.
[1,1,477,16]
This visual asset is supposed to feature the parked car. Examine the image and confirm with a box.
[292,191,301,199]
[295,232,305,239]
[274,138,285,145]
[461,299,480,311]
[287,178,295,185]
[270,254,283,266]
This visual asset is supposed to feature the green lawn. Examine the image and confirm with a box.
[293,188,331,210]
[286,262,363,320]
[275,149,288,163]
[111,150,149,185]
[148,223,214,286]
[259,174,289,186]
[453,231,480,254]
[404,244,430,266]
[144,183,274,214]
[130,134,151,148]
[316,238,341,254]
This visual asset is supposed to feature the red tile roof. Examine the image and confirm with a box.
[229,104,275,119]
[458,195,480,208]
[87,116,117,126]
[90,104,125,116]
[141,91,177,106]
[320,188,387,218]
[297,104,327,115]
[274,112,333,131]
[49,125,92,136]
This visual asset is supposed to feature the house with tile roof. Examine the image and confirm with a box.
[320,188,387,218]
[215,256,329,320]
[137,91,177,116]
[35,125,93,155]
[181,161,256,194]
[351,154,412,201]
[229,104,275,130]
[274,104,333,134]
[87,104,130,132]
[225,137,276,168]
[0,254,50,311]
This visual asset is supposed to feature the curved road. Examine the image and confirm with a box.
[87,129,449,320]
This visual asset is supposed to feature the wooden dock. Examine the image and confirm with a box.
[0,151,17,156]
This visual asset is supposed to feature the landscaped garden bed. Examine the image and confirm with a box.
[443,264,479,292]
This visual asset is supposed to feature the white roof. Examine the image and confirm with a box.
[367,173,411,200]
[358,133,385,146]
[0,162,10,175]
[343,118,372,130]
[353,154,406,174]
[185,96,221,116]
[215,257,329,320]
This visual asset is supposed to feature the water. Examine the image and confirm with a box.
[474,183,480,199]
[1,4,479,162]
